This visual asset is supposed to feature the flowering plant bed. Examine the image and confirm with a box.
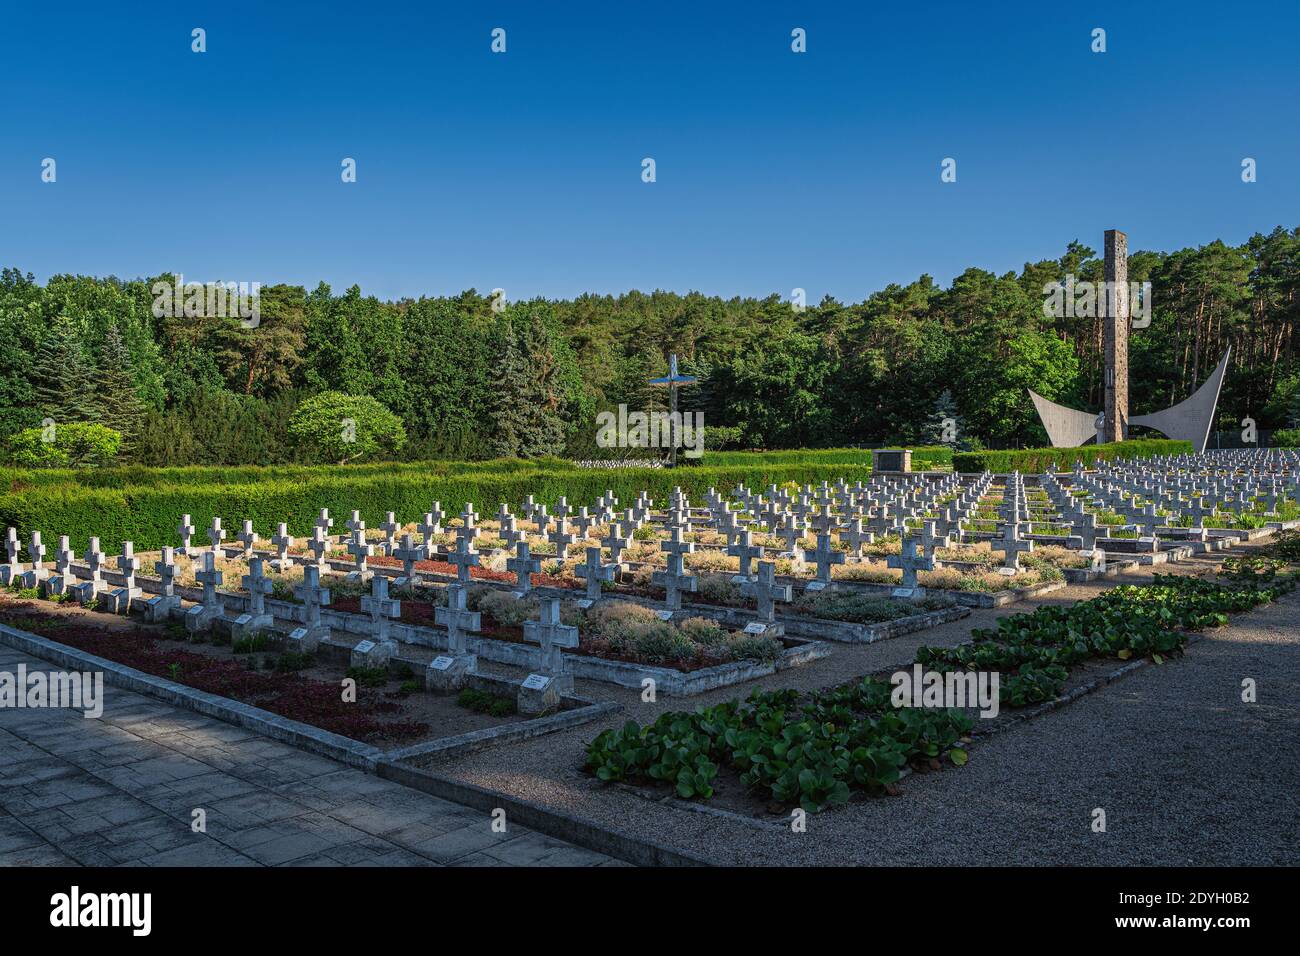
[0,592,527,746]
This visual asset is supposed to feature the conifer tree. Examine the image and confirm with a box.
[95,322,144,455]
[31,316,97,425]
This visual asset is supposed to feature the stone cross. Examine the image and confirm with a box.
[419,504,444,556]
[207,517,226,556]
[2,527,23,585]
[458,503,479,543]
[448,535,480,585]
[777,515,804,554]
[920,520,951,559]
[185,550,225,635]
[727,530,765,582]
[434,583,480,656]
[393,533,424,586]
[840,517,874,557]
[497,509,521,550]
[742,560,791,627]
[998,520,1034,572]
[1076,510,1103,550]
[156,547,178,596]
[177,514,196,554]
[808,533,845,590]
[887,535,934,593]
[548,517,575,561]
[143,546,182,622]
[575,546,615,603]
[315,508,335,543]
[507,541,540,593]
[236,520,258,558]
[270,523,294,571]
[571,506,596,541]
[653,526,696,612]
[307,526,330,569]
[379,512,400,555]
[84,537,107,590]
[523,598,579,690]
[117,541,142,590]
[46,536,76,597]
[211,554,270,637]
[346,524,374,582]
[241,557,274,616]
[289,564,331,651]
[601,524,631,567]
[20,531,48,588]
[360,574,402,644]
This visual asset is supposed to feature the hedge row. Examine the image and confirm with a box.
[951,439,1193,474]
[0,461,885,559]
[0,446,955,493]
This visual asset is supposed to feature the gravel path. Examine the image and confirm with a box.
[417,543,1300,864]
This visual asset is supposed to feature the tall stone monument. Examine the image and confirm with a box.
[1102,229,1129,443]
[1029,227,1228,454]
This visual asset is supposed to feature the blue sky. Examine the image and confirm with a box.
[2,0,1296,302]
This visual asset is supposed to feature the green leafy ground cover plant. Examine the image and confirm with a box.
[456,687,517,717]
[916,573,1292,706]
[586,681,972,812]
[589,568,1291,812]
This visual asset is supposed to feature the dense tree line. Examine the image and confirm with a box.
[2,225,1297,465]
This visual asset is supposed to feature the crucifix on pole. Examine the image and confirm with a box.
[648,352,697,469]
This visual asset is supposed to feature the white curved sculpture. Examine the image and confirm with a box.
[1029,348,1230,454]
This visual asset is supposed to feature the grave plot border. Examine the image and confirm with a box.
[62,564,833,697]
[643,598,972,644]
[0,611,615,765]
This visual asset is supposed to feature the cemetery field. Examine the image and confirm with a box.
[0,447,954,559]
[3,447,1300,867]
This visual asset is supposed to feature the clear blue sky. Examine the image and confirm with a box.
[2,0,1296,303]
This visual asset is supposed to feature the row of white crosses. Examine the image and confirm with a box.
[4,528,162,614]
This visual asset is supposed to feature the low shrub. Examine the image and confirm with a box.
[456,687,517,717]
[952,439,1191,474]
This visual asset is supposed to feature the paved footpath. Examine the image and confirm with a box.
[0,647,620,867]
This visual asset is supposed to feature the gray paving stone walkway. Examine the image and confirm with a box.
[0,647,621,867]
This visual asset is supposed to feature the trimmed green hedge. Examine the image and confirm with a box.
[0,460,880,558]
[952,439,1192,474]
[0,446,968,558]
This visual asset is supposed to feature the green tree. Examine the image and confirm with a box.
[31,315,97,425]
[287,391,406,464]
[95,322,144,456]
[6,421,121,467]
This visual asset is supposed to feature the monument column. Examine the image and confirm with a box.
[1102,228,1129,443]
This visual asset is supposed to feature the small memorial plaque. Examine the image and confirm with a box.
[743,621,767,635]
[430,656,455,671]
[576,598,594,610]
[804,581,827,592]
[654,610,674,621]
[891,587,916,599]
[354,639,376,655]
[235,614,252,625]
[522,673,550,690]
